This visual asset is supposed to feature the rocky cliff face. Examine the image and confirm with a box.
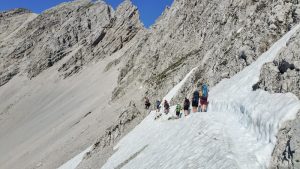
[112,0,300,106]
[0,0,143,85]
[0,8,37,86]
[269,112,300,169]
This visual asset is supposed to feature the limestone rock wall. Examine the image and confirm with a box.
[113,0,300,106]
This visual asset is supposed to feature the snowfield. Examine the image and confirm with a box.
[59,24,300,169]
[100,24,300,169]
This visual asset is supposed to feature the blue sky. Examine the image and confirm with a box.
[0,0,173,28]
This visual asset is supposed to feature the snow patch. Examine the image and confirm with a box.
[163,67,197,103]
[237,27,243,34]
[57,146,92,169]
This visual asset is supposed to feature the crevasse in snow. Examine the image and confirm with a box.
[101,24,300,169]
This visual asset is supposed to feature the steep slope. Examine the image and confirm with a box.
[0,0,145,169]
[1,0,300,169]
[100,23,300,169]
[51,0,300,168]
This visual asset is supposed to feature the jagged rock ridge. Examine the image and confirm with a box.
[0,0,143,84]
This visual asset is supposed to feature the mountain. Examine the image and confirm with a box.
[1,0,300,169]
[99,24,300,168]
[0,0,144,169]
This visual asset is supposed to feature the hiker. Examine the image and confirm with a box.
[154,100,162,120]
[175,104,181,117]
[144,97,151,110]
[191,89,199,113]
[183,97,190,116]
[156,100,161,112]
[164,100,170,114]
[200,84,209,112]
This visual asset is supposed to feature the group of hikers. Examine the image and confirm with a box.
[144,84,209,119]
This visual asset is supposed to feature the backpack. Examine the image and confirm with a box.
[156,101,161,108]
[202,84,208,98]
[156,100,160,105]
[193,91,199,102]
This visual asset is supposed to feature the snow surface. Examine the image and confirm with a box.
[100,24,300,169]
[57,146,92,169]
[162,67,197,103]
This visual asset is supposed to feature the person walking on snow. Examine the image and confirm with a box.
[144,97,151,110]
[200,84,209,112]
[175,104,181,117]
[183,97,190,116]
[156,100,161,112]
[154,100,162,120]
[192,89,199,113]
[164,100,170,114]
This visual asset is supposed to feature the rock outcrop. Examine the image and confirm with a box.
[269,112,300,169]
[257,30,300,96]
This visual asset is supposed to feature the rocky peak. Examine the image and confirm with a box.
[115,0,136,15]
[0,0,145,86]
[43,0,91,14]
[115,0,143,27]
